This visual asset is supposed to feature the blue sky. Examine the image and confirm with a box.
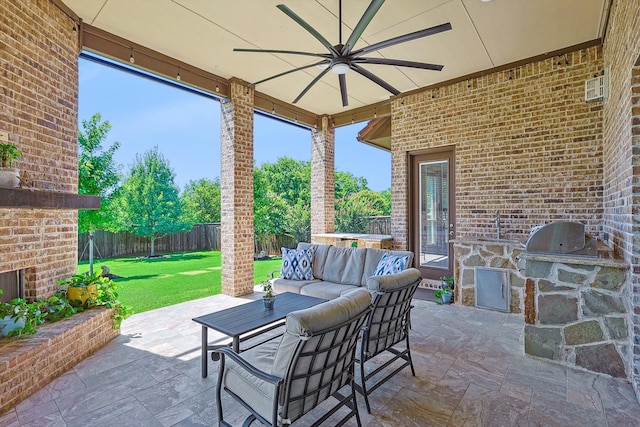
[78,58,391,192]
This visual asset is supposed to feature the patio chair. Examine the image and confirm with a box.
[215,288,372,426]
[356,268,422,413]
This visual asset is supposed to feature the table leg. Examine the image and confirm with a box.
[201,325,208,378]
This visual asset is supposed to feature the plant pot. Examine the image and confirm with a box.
[0,167,19,188]
[0,315,26,337]
[263,296,275,310]
[441,292,453,304]
[67,284,98,306]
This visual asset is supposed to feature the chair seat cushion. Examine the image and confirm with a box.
[223,339,280,422]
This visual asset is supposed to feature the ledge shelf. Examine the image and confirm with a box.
[0,187,100,210]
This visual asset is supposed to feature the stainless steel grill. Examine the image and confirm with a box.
[525,221,597,257]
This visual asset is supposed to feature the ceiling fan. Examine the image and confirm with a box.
[234,0,452,107]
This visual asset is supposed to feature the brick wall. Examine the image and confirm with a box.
[220,80,255,296]
[0,308,119,413]
[601,0,640,399]
[390,46,604,250]
[0,0,80,298]
[311,115,335,235]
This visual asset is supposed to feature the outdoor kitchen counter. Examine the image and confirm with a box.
[520,241,627,268]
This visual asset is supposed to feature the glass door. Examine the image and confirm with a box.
[411,150,454,280]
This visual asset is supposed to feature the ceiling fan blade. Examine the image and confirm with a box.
[353,22,452,57]
[351,64,399,95]
[252,61,330,86]
[339,74,348,107]
[353,57,443,71]
[293,68,332,104]
[342,0,385,56]
[277,4,340,57]
[234,48,331,59]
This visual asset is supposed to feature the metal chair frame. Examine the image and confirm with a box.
[216,305,371,426]
[356,278,420,413]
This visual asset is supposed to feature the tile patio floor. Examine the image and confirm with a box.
[2,291,640,426]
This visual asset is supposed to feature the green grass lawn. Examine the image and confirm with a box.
[78,251,281,314]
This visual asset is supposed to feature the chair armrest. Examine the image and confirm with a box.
[216,347,283,385]
[268,270,281,280]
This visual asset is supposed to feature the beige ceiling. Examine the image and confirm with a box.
[62,0,607,117]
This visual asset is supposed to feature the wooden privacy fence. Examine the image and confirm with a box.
[78,223,221,260]
[78,216,391,260]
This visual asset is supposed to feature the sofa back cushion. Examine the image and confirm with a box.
[322,246,367,286]
[361,248,415,286]
[297,242,331,279]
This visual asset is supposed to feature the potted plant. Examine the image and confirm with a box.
[0,143,21,188]
[58,271,131,329]
[262,280,275,309]
[57,271,101,307]
[0,291,45,337]
[434,275,455,304]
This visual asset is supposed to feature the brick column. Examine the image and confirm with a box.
[220,80,254,296]
[311,115,335,236]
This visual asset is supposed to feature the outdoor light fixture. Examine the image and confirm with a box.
[129,48,135,64]
[331,62,350,75]
[176,67,181,81]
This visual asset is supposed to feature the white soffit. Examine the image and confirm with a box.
[63,0,607,116]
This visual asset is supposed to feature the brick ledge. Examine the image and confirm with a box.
[0,307,119,413]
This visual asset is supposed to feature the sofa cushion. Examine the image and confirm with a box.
[281,247,315,280]
[322,246,366,286]
[271,278,319,295]
[373,253,410,276]
[297,242,331,280]
[361,248,414,286]
[301,281,359,300]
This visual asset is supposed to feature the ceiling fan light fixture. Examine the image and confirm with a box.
[316,62,330,69]
[331,62,350,74]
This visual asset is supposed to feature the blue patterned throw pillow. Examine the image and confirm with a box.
[281,247,315,280]
[373,253,410,276]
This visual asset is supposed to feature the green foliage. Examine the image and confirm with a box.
[0,144,21,168]
[180,178,221,224]
[379,188,392,215]
[335,189,388,233]
[78,113,122,234]
[0,291,45,337]
[116,146,190,256]
[335,170,368,201]
[39,293,76,323]
[284,202,311,243]
[58,271,131,329]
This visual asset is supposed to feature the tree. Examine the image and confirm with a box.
[181,178,221,224]
[335,189,388,233]
[116,147,189,257]
[77,113,122,273]
[335,170,368,201]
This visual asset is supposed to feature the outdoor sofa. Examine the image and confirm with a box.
[271,242,416,300]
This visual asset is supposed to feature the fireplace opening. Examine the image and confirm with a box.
[0,270,24,302]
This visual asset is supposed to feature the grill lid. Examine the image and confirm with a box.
[526,221,596,257]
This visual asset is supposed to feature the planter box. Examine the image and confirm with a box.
[0,307,119,413]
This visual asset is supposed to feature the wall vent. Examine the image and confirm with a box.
[585,70,608,102]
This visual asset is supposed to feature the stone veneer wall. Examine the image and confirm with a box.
[390,45,603,250]
[0,308,118,413]
[523,256,629,378]
[0,0,80,299]
[453,241,525,314]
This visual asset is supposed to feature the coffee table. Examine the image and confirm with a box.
[193,292,326,378]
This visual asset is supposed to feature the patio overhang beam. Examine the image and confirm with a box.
[329,100,391,128]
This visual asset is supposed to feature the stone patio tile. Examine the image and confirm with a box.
[3,295,640,426]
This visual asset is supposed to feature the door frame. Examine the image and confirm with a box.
[408,147,456,280]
